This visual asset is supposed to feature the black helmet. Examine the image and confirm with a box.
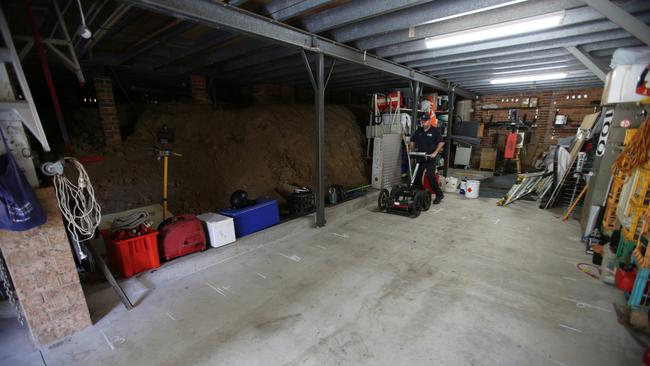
[230,190,249,209]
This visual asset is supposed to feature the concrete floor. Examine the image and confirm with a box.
[4,194,645,365]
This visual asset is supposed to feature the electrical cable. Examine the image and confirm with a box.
[52,158,101,244]
[612,116,650,177]
[76,0,87,27]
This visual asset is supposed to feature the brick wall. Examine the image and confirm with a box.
[471,87,602,168]
[0,188,91,346]
[94,76,122,146]
[190,74,210,104]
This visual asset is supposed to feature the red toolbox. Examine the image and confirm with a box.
[157,214,207,261]
[101,230,160,278]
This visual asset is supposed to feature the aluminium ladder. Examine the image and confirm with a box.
[0,6,50,152]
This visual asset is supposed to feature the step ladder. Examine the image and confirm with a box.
[0,6,50,152]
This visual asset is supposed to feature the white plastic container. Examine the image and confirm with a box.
[602,64,648,105]
[197,213,236,248]
[465,180,480,199]
[444,176,458,193]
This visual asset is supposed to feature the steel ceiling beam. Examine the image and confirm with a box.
[117,21,195,65]
[301,0,430,34]
[264,0,333,21]
[448,64,589,84]
[419,52,573,72]
[403,30,632,67]
[460,70,597,87]
[422,56,577,74]
[120,0,476,98]
[565,46,607,81]
[470,80,604,93]
[384,8,650,60]
[339,0,531,45]
[355,0,584,50]
[182,38,273,73]
[154,32,236,70]
[582,0,650,45]
[437,61,587,81]
[213,48,300,74]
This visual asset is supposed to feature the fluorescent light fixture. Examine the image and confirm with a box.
[425,11,565,49]
[420,0,526,26]
[492,65,568,75]
[490,72,568,84]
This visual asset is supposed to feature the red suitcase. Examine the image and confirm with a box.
[158,214,207,261]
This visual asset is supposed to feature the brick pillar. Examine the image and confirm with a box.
[190,74,210,104]
[0,188,92,346]
[94,76,122,146]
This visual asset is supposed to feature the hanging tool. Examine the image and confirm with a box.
[41,158,134,310]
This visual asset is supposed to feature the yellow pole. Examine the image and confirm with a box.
[163,154,169,220]
[562,183,588,221]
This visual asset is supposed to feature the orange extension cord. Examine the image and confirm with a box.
[612,117,650,176]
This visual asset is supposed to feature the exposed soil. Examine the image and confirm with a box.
[80,102,367,214]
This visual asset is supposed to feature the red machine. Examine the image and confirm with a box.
[158,214,206,261]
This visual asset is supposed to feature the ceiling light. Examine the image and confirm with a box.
[75,0,92,39]
[490,72,568,85]
[425,11,565,49]
[492,65,568,75]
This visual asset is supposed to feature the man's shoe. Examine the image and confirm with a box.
[433,196,442,204]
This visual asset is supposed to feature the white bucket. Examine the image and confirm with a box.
[444,176,458,193]
[465,180,480,199]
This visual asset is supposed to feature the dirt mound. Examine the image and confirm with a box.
[83,103,367,214]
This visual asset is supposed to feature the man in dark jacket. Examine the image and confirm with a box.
[409,114,445,204]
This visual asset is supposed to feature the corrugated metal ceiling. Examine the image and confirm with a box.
[5,0,650,96]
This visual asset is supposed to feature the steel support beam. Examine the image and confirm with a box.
[303,52,327,227]
[52,0,85,84]
[582,0,650,45]
[302,0,429,34]
[264,0,333,21]
[410,81,421,135]
[444,89,455,177]
[120,0,476,99]
[564,46,607,81]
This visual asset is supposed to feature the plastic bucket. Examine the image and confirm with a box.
[465,180,480,199]
[444,176,458,193]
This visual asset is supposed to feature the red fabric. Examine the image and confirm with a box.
[504,132,518,159]
[423,172,441,192]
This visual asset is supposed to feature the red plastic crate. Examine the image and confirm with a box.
[102,230,161,278]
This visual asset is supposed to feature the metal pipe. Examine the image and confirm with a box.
[444,89,455,177]
[24,0,71,150]
[53,0,85,84]
[410,81,420,136]
[315,52,325,227]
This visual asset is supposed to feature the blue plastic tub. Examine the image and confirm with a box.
[219,198,280,237]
